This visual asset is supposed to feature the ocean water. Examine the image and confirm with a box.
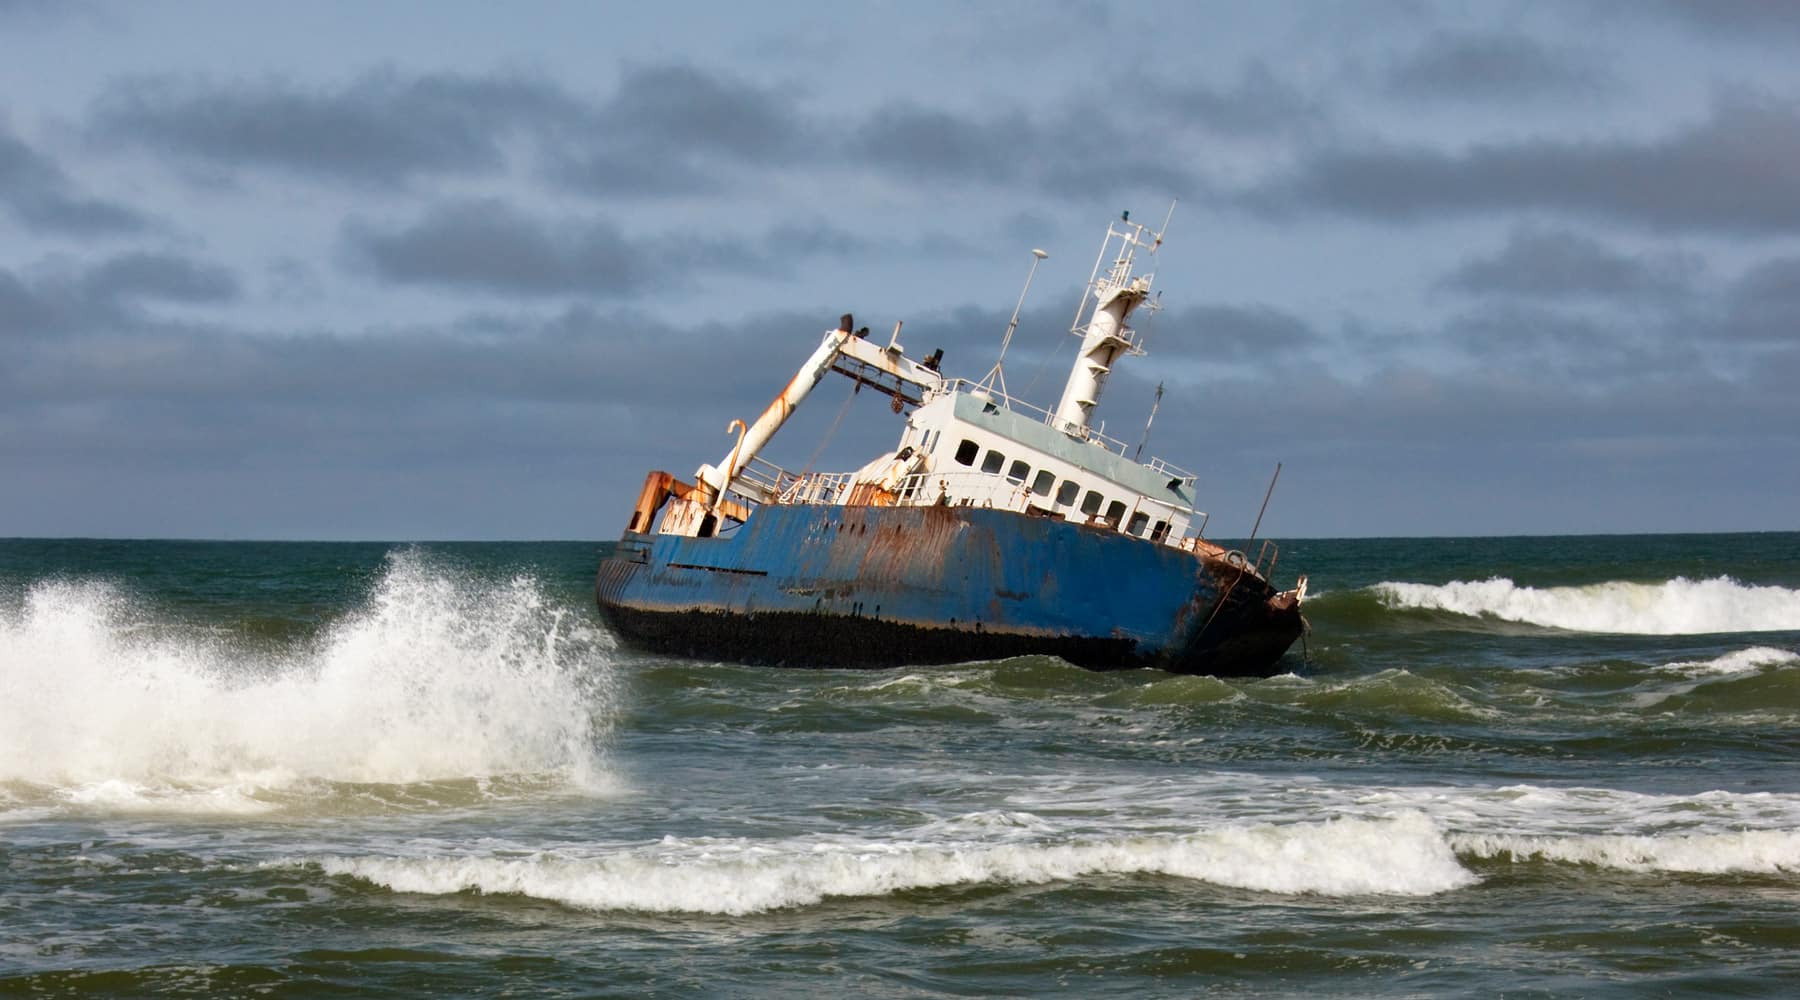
[3,534,1799,997]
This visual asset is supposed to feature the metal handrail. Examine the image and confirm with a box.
[935,379,1191,476]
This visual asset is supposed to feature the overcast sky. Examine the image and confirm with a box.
[3,0,1797,540]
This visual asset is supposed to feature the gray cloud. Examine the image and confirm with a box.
[344,200,649,296]
[600,64,803,164]
[0,0,90,25]
[1439,226,1701,300]
[1626,0,1800,39]
[79,61,1202,205]
[1158,62,1327,136]
[343,199,899,298]
[1151,304,1321,362]
[90,62,812,200]
[1720,255,1800,343]
[88,69,581,186]
[1438,302,1696,383]
[1245,94,1800,234]
[0,121,147,235]
[544,64,811,197]
[5,274,1793,537]
[0,251,236,337]
[1385,31,1611,102]
[80,251,239,304]
[849,103,1036,185]
[843,97,1191,198]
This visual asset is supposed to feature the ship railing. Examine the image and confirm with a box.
[1170,532,1275,582]
[775,470,853,506]
[936,378,1190,479]
[895,471,1201,542]
[1146,456,1197,486]
[1254,538,1279,579]
[727,454,791,504]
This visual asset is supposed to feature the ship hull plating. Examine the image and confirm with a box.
[595,504,1302,676]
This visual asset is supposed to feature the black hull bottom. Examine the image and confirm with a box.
[594,601,1304,678]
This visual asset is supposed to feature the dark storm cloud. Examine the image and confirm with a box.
[1625,0,1800,39]
[1246,94,1800,234]
[5,281,1793,536]
[1120,354,1800,535]
[88,69,583,186]
[80,60,1194,204]
[87,63,813,198]
[543,64,811,197]
[848,104,1034,184]
[1439,226,1700,300]
[0,251,237,336]
[599,64,803,163]
[345,200,649,296]
[847,100,1192,198]
[0,121,147,235]
[0,0,88,24]
[1158,62,1326,136]
[1436,302,1696,383]
[1384,31,1610,102]
[1720,255,1800,343]
[0,270,58,333]
[79,251,239,303]
[344,198,903,297]
[1151,304,1322,362]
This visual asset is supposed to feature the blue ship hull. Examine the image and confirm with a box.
[595,502,1304,676]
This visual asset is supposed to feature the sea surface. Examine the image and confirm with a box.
[3,534,1799,997]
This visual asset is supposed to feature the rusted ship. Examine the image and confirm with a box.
[595,210,1307,675]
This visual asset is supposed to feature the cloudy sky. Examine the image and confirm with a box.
[3,1,1797,540]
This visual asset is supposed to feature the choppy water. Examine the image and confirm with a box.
[3,534,1798,996]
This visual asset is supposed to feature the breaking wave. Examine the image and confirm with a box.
[1372,576,1800,635]
[1454,829,1800,875]
[1659,646,1800,676]
[0,551,615,812]
[313,812,1474,914]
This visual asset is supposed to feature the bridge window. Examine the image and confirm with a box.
[1104,500,1127,529]
[1031,470,1055,496]
[1127,511,1150,536]
[980,450,1006,475]
[954,439,979,466]
[1006,459,1030,485]
[1056,481,1079,506]
[1151,520,1170,542]
[1080,490,1103,516]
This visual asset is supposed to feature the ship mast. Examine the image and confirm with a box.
[1051,205,1173,438]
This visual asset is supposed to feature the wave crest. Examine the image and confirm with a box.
[1372,576,1800,635]
[0,551,615,807]
[311,812,1474,914]
[1454,829,1800,875]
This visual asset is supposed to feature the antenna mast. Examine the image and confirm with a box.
[978,248,1049,401]
[1135,382,1164,461]
[1051,202,1175,438]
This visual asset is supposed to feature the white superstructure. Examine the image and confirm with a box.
[654,208,1247,560]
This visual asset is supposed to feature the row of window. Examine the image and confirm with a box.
[952,438,1169,540]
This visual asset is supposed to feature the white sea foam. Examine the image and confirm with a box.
[312,812,1474,914]
[1372,576,1800,634]
[1453,829,1800,875]
[0,552,615,809]
[1659,646,1800,676]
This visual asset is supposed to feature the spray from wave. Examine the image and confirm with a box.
[1372,576,1800,635]
[0,550,616,812]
